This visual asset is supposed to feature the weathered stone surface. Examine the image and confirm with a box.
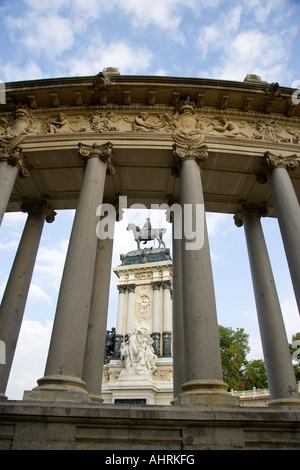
[0,401,300,450]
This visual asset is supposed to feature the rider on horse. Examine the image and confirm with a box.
[142,217,152,242]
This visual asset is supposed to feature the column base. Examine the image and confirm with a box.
[0,393,8,401]
[23,375,92,404]
[269,397,300,407]
[89,394,104,404]
[174,379,240,407]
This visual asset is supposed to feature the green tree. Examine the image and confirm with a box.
[219,325,269,391]
[241,359,268,390]
[219,325,250,391]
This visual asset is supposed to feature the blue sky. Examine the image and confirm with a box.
[0,0,300,399]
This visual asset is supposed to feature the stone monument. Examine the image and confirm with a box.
[101,220,174,405]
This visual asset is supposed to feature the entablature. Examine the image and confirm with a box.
[1,74,299,217]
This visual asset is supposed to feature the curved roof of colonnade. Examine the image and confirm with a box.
[1,71,299,214]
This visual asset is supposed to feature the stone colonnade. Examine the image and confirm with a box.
[0,141,299,406]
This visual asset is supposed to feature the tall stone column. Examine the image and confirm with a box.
[171,223,185,401]
[0,147,31,225]
[24,142,114,403]
[151,281,161,356]
[82,227,115,402]
[162,280,172,356]
[234,203,300,406]
[113,285,127,358]
[0,199,56,400]
[173,142,238,406]
[256,152,300,313]
[126,284,136,336]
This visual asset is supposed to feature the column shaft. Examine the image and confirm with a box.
[162,280,172,356]
[0,162,18,225]
[126,285,136,334]
[0,209,46,398]
[172,229,185,401]
[113,285,126,358]
[0,147,31,225]
[243,214,300,405]
[151,281,161,356]
[82,232,114,402]
[269,166,300,312]
[177,156,237,406]
[25,143,113,402]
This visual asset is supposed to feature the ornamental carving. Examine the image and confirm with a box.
[124,112,168,132]
[264,151,299,170]
[77,141,116,174]
[0,105,42,148]
[20,198,57,223]
[85,111,122,133]
[153,367,173,382]
[255,151,299,184]
[0,146,31,177]
[136,294,151,321]
[120,327,157,376]
[1,101,300,147]
[234,202,268,227]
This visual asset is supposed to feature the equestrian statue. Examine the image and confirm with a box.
[127,218,166,250]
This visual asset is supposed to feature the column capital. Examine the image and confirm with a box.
[173,142,208,169]
[234,202,268,227]
[255,151,299,184]
[0,146,31,177]
[21,198,57,223]
[151,281,161,290]
[78,141,115,175]
[127,283,136,293]
[161,280,171,290]
[117,284,127,294]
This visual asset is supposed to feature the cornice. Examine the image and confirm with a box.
[1,74,299,118]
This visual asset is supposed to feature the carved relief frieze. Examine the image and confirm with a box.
[153,367,173,382]
[1,101,300,149]
[135,285,152,326]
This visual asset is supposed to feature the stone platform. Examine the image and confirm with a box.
[0,401,300,450]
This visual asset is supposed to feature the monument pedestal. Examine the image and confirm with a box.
[102,357,173,406]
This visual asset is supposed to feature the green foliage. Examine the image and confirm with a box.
[241,359,268,390]
[219,325,267,390]
[219,325,250,390]
[219,325,299,391]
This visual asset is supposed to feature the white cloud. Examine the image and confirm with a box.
[198,5,242,57]
[6,319,53,400]
[28,283,52,305]
[245,0,288,24]
[6,12,74,59]
[33,239,69,293]
[206,212,232,237]
[0,60,44,82]
[281,297,300,341]
[196,1,298,83]
[211,29,293,83]
[67,39,153,77]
